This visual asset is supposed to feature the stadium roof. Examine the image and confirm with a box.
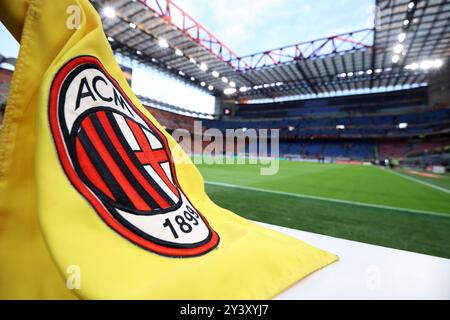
[92,0,450,100]
[0,55,17,67]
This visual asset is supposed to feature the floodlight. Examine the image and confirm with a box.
[103,7,116,19]
[158,38,169,48]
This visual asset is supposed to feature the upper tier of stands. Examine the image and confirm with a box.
[235,88,429,119]
[211,88,450,139]
[205,108,450,138]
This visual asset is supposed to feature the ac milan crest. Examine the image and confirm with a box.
[48,56,219,257]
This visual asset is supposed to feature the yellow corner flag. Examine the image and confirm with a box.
[0,0,337,299]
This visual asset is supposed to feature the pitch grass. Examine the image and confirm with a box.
[196,161,450,258]
[398,168,450,191]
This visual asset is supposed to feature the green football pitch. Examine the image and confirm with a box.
[196,160,450,259]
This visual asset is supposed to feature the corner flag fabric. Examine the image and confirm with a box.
[0,0,337,299]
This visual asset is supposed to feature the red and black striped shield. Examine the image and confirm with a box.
[74,109,180,213]
[49,56,219,257]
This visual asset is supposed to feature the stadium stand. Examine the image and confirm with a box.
[0,67,13,106]
[0,67,13,127]
[377,139,450,159]
[198,88,450,160]
[209,88,449,139]
[143,104,196,132]
[234,88,429,119]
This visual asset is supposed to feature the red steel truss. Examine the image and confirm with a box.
[230,28,374,70]
[138,0,250,68]
[139,0,373,71]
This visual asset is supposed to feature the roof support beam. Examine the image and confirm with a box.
[295,62,318,95]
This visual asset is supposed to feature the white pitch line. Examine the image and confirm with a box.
[205,180,450,218]
[384,169,450,195]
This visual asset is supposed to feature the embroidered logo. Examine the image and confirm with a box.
[49,56,219,257]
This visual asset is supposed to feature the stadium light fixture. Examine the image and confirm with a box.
[336,125,345,130]
[288,126,295,131]
[229,81,236,88]
[190,76,195,81]
[136,50,142,55]
[129,22,137,29]
[366,69,373,75]
[151,58,157,62]
[357,71,364,76]
[405,62,418,70]
[178,70,185,76]
[242,128,247,132]
[107,36,114,42]
[393,44,404,54]
[158,38,169,48]
[398,32,406,43]
[398,122,408,129]
[224,88,237,95]
[433,59,443,68]
[347,72,354,77]
[189,58,197,64]
[375,68,382,73]
[404,59,443,71]
[200,82,206,87]
[408,2,415,9]
[239,87,247,93]
[276,82,283,86]
[199,63,208,71]
[403,19,410,26]
[208,85,214,91]
[103,7,116,19]
[212,71,219,78]
[420,60,433,70]
[221,77,228,83]
[175,49,183,56]
[392,55,400,63]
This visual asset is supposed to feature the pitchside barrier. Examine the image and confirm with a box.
[191,153,373,164]
[264,222,450,299]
